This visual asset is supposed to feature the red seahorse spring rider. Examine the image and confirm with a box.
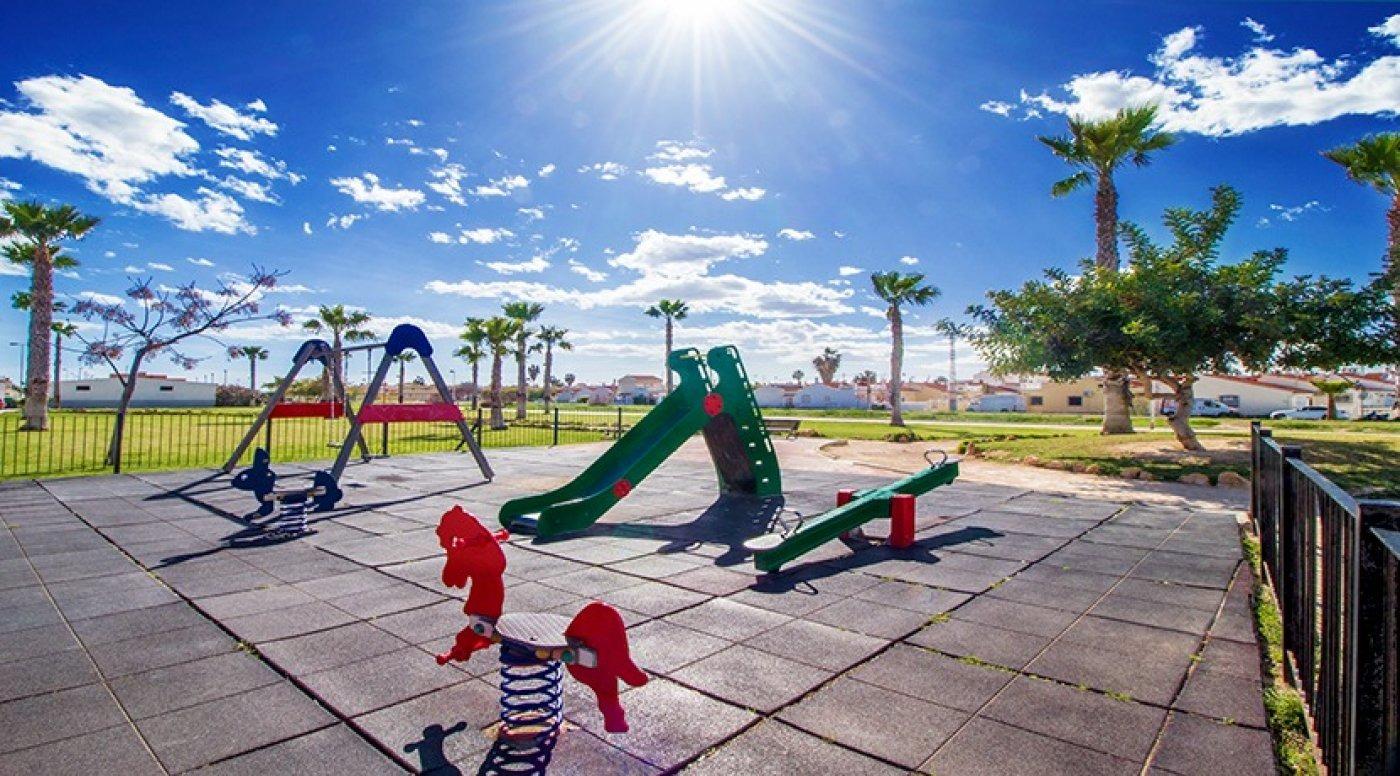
[433,506,648,744]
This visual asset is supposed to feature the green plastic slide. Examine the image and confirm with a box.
[499,345,780,537]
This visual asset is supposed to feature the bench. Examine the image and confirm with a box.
[763,418,802,439]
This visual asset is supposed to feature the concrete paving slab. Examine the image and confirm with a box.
[779,676,966,769]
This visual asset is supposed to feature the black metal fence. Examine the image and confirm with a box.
[0,404,636,480]
[1250,422,1400,775]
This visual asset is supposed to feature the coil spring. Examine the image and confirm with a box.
[271,499,308,535]
[497,643,563,749]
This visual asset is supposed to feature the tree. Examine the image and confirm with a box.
[871,272,940,426]
[1040,105,1176,434]
[482,316,521,430]
[393,351,417,402]
[1311,378,1352,421]
[971,186,1392,451]
[1274,276,1397,420]
[228,345,269,390]
[934,319,971,411]
[301,305,373,403]
[811,347,841,384]
[1,202,100,430]
[527,364,540,384]
[645,299,689,394]
[537,326,573,410]
[1324,133,1400,302]
[454,317,487,410]
[70,267,291,467]
[791,369,805,386]
[564,373,576,387]
[503,302,543,420]
[9,261,80,410]
[52,321,77,409]
[854,370,878,407]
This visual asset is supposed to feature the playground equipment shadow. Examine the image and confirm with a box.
[0,439,1275,775]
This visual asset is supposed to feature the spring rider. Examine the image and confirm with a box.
[434,507,647,758]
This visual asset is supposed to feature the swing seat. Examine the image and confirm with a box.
[269,402,346,419]
[357,403,464,423]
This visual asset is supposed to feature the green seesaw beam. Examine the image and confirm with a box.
[499,345,780,538]
[751,458,960,573]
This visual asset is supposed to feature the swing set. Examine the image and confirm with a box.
[224,324,492,523]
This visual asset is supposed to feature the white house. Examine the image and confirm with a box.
[555,384,615,405]
[614,375,663,405]
[58,373,216,408]
[754,383,799,408]
[1180,375,1319,417]
[1337,374,1398,419]
[791,383,865,409]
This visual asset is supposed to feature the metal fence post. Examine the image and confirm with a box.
[616,406,623,438]
[1277,444,1304,685]
[475,407,484,447]
[552,408,559,446]
[1354,501,1400,776]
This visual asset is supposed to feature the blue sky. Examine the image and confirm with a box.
[1,1,1398,387]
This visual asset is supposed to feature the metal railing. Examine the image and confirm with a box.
[0,404,636,480]
[1250,422,1400,775]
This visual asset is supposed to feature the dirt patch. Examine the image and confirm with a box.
[1111,436,1250,468]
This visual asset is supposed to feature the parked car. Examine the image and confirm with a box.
[1160,398,1240,418]
[967,394,1026,413]
[1270,406,1348,421]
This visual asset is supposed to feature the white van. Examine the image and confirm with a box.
[1161,397,1240,418]
[967,394,1026,413]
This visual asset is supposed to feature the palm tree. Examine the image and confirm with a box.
[855,370,878,408]
[934,319,970,412]
[564,373,576,387]
[645,299,689,394]
[871,272,940,427]
[482,316,522,430]
[1324,134,1400,359]
[51,321,77,409]
[393,352,417,402]
[1039,105,1174,434]
[792,369,805,386]
[1311,377,1353,421]
[229,345,269,390]
[537,326,573,410]
[1,202,100,430]
[301,305,373,403]
[812,347,841,384]
[503,302,543,419]
[454,317,487,410]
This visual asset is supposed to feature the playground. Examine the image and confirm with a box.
[0,428,1274,773]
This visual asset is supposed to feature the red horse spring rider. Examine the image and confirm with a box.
[434,506,647,749]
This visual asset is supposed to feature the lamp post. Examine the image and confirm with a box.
[8,342,24,389]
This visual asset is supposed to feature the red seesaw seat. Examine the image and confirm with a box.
[357,403,465,423]
[268,402,347,419]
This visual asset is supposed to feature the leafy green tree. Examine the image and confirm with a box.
[1310,378,1352,421]
[228,345,269,390]
[645,299,689,394]
[537,326,572,410]
[564,373,576,387]
[1040,105,1176,434]
[934,319,971,411]
[503,302,544,419]
[791,369,804,385]
[482,316,522,430]
[811,347,841,384]
[871,272,940,426]
[392,351,417,402]
[1,202,99,430]
[1324,133,1400,301]
[454,317,487,410]
[301,305,373,403]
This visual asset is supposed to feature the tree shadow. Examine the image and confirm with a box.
[403,721,468,775]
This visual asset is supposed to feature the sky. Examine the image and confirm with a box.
[1,1,1398,388]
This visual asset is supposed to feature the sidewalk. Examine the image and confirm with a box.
[0,440,1276,774]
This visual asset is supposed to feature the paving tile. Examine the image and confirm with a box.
[1150,711,1275,776]
[136,682,336,773]
[88,621,235,678]
[541,566,647,597]
[69,601,208,647]
[327,582,445,619]
[779,676,966,769]
[1026,640,1193,705]
[626,619,731,674]
[574,678,756,770]
[1059,615,1202,662]
[1196,637,1264,680]
[0,683,127,752]
[354,681,498,771]
[299,646,465,717]
[600,581,709,618]
[671,644,832,712]
[744,618,885,672]
[197,724,398,775]
[257,621,410,676]
[0,647,100,702]
[108,651,281,719]
[850,645,1012,711]
[851,579,971,614]
[906,616,1054,669]
[806,596,930,639]
[658,565,756,597]
[197,584,318,619]
[0,600,64,633]
[222,600,358,643]
[1173,665,1268,727]
[952,596,1082,638]
[0,622,81,665]
[292,568,403,600]
[0,723,164,776]
[985,576,1104,613]
[982,676,1168,762]
[369,599,465,645]
[663,598,791,641]
[540,728,660,775]
[1091,593,1217,635]
[923,716,1140,775]
[684,719,903,775]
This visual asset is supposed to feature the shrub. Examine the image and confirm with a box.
[216,385,263,407]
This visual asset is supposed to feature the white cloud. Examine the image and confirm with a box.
[1241,17,1274,43]
[130,188,253,234]
[147,262,174,271]
[483,254,550,274]
[979,100,1016,117]
[518,206,545,221]
[720,186,765,201]
[651,140,713,162]
[777,228,815,241]
[405,118,424,127]
[187,257,215,267]
[169,91,277,141]
[833,231,846,239]
[216,176,278,204]
[123,264,143,273]
[326,213,363,230]
[838,265,863,276]
[0,177,19,199]
[472,174,528,198]
[1258,199,1326,226]
[568,259,607,282]
[427,163,468,206]
[459,227,514,244]
[428,230,852,318]
[213,146,302,183]
[537,163,556,177]
[900,255,920,266]
[990,18,1400,136]
[644,163,726,193]
[78,290,124,306]
[428,231,453,244]
[302,221,312,235]
[579,162,627,180]
[329,172,425,211]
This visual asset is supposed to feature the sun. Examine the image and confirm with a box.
[644,0,752,30]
